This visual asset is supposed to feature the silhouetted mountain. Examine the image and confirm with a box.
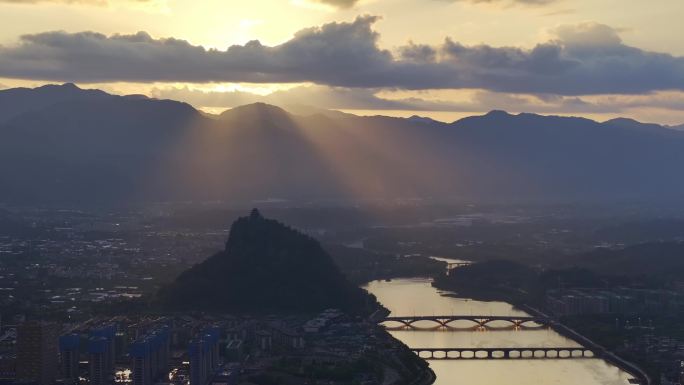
[604,117,677,136]
[2,84,684,205]
[276,104,355,120]
[407,115,441,125]
[0,83,109,123]
[218,102,291,121]
[157,209,375,313]
[0,84,201,204]
[447,111,684,200]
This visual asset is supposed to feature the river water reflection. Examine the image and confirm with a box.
[364,278,633,385]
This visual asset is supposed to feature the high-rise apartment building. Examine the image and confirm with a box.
[16,321,59,385]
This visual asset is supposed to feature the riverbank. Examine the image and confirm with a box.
[408,366,436,385]
[429,282,652,385]
[519,306,652,385]
[374,327,436,385]
[431,260,542,306]
[431,261,653,384]
[367,278,638,385]
[434,289,654,384]
[431,277,652,385]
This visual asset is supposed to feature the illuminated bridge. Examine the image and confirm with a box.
[411,347,600,360]
[381,315,553,329]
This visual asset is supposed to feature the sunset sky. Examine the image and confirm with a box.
[1,0,683,124]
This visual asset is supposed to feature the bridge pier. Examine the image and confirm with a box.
[410,347,596,360]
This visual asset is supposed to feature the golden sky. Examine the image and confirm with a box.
[1,0,683,124]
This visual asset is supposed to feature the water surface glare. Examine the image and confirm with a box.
[364,278,632,385]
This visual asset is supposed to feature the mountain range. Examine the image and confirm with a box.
[2,83,684,206]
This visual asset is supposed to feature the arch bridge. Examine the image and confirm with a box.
[412,347,599,360]
[382,315,553,329]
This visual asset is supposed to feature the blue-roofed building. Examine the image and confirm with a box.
[88,337,110,385]
[130,339,151,385]
[59,334,80,383]
[89,324,116,385]
[130,326,170,385]
[188,339,208,385]
[189,327,221,385]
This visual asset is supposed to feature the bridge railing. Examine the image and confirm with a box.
[381,315,553,328]
[410,347,597,360]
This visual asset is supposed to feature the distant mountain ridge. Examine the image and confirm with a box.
[2,83,684,205]
[0,83,109,123]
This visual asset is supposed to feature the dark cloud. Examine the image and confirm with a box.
[153,86,414,111]
[310,0,359,9]
[0,18,681,95]
[0,0,150,4]
[399,42,438,63]
[0,16,393,86]
[152,85,493,112]
[154,85,684,116]
[445,0,557,5]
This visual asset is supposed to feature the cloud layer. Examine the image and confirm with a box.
[0,17,682,95]
[0,0,546,7]
[0,0,150,4]
[151,85,684,119]
[448,0,557,4]
[311,0,359,9]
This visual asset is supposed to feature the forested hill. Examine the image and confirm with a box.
[156,209,376,314]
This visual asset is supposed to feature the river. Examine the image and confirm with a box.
[364,278,634,385]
